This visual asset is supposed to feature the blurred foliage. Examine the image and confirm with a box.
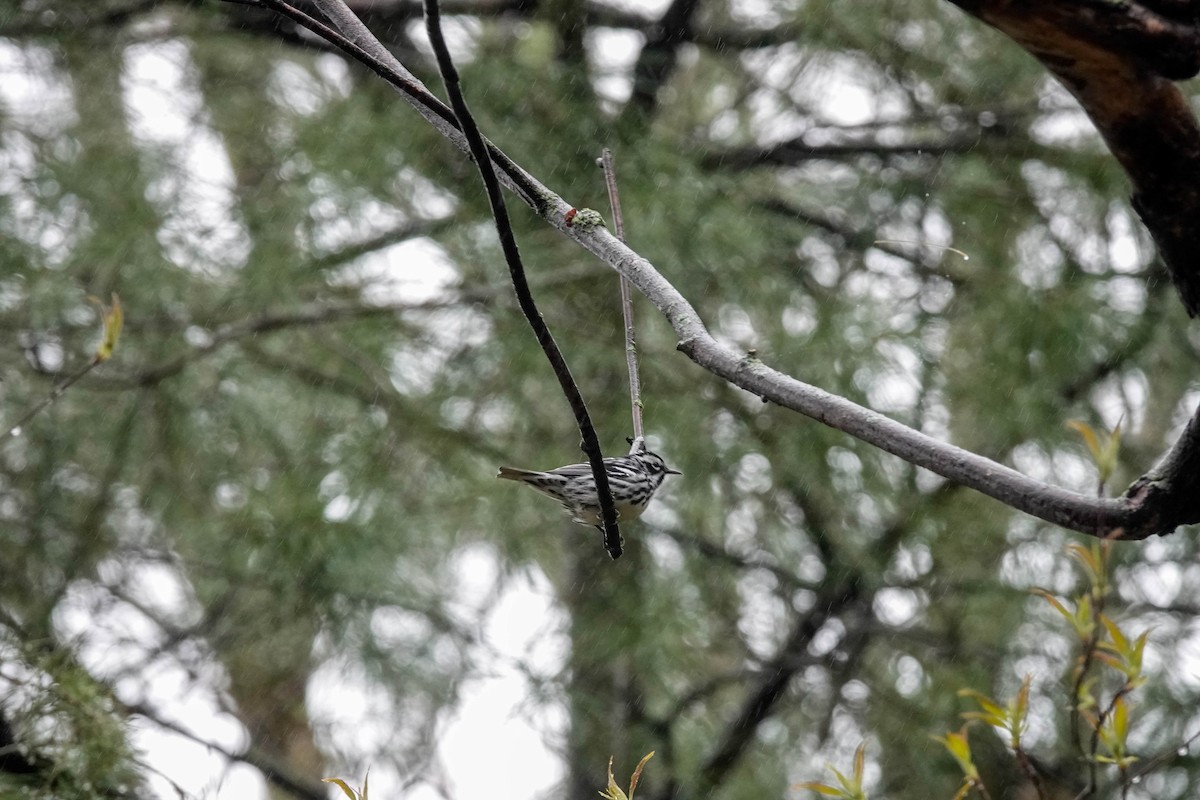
[1,1,1199,799]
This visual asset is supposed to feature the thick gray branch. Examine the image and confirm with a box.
[566,221,1193,538]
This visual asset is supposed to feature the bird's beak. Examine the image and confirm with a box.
[666,468,683,475]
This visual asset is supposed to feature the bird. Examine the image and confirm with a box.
[497,449,681,528]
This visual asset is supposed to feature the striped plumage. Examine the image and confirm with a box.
[497,449,681,528]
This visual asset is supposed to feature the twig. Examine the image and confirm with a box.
[599,148,644,453]
[420,0,622,558]
[1074,684,1133,800]
[6,295,122,439]
[1069,544,1110,784]
[1070,620,1102,786]
[1127,726,1200,783]
[1015,747,1049,800]
[4,359,101,439]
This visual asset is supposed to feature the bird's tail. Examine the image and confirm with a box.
[497,466,540,482]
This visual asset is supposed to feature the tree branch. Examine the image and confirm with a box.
[945,0,1200,316]
[309,215,456,269]
[105,297,466,388]
[3,358,101,438]
[240,0,1200,540]
[575,218,1198,539]
[703,132,1001,169]
[600,148,645,451]
[92,264,595,390]
[698,579,861,790]
[756,197,971,286]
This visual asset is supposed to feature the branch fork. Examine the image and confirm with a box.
[250,0,1200,542]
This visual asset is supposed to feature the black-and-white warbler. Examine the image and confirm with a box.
[497,449,681,528]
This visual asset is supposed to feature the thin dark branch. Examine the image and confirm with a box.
[420,0,622,557]
[703,133,998,169]
[1127,727,1200,783]
[1075,682,1137,800]
[1016,747,1050,800]
[757,197,969,286]
[105,298,453,388]
[600,148,645,451]
[92,266,596,390]
[658,668,762,723]
[1061,278,1166,403]
[4,357,101,439]
[309,214,457,269]
[241,340,512,463]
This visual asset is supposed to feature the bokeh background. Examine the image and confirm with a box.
[2,1,1199,798]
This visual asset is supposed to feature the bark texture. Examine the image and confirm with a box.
[949,0,1200,316]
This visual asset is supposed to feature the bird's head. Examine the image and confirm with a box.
[635,449,682,479]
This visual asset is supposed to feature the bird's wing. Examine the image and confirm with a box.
[547,462,594,478]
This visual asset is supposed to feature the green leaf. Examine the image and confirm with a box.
[628,751,654,800]
[1067,419,1121,486]
[932,729,979,780]
[92,293,123,363]
[1011,675,1031,749]
[1099,614,1129,654]
[323,778,361,800]
[792,743,869,799]
[1066,420,1102,462]
[1112,695,1130,743]
[1067,542,1098,583]
[1032,589,1070,620]
[1097,419,1122,483]
[600,752,653,800]
[792,782,846,797]
[1075,677,1098,711]
[957,689,1005,722]
[600,756,628,800]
